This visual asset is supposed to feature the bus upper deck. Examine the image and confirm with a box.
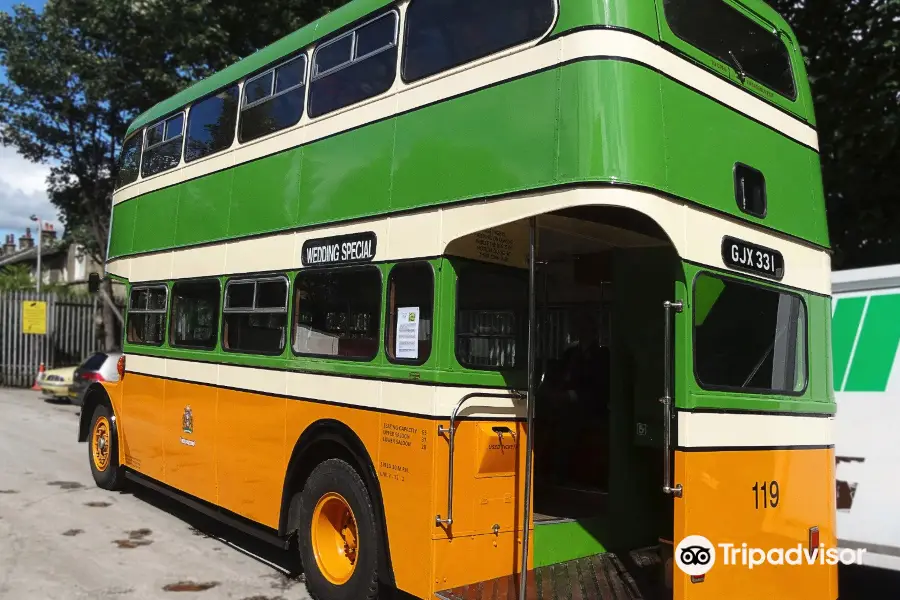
[107,0,826,270]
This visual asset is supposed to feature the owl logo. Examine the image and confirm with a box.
[182,405,193,435]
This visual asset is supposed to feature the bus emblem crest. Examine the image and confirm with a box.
[182,405,193,434]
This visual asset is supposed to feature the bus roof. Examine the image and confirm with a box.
[126,0,393,137]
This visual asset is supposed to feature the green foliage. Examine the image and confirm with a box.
[0,264,34,291]
[768,0,900,269]
[0,0,346,263]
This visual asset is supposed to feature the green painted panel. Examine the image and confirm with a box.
[533,519,609,568]
[230,149,303,236]
[301,120,394,223]
[844,294,900,392]
[176,170,234,246]
[830,296,866,392]
[109,200,137,258]
[392,70,559,211]
[556,61,666,186]
[661,76,824,244]
[552,0,661,41]
[131,186,179,254]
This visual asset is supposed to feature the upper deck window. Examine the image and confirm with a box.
[186,85,239,162]
[663,0,795,99]
[403,0,555,83]
[115,131,143,189]
[239,55,308,143]
[693,273,807,394]
[308,11,398,118]
[141,112,185,177]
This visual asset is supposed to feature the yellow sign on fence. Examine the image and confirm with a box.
[22,301,47,335]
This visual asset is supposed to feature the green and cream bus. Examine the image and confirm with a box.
[79,0,837,598]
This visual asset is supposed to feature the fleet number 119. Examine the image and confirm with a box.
[752,480,779,509]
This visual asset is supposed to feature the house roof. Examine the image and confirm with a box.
[0,241,68,268]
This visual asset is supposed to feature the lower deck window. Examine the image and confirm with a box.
[385,262,434,364]
[170,280,221,350]
[127,286,168,345]
[455,262,528,370]
[693,273,807,393]
[222,277,288,355]
[293,267,381,359]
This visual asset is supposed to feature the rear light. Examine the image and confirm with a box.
[81,372,105,382]
[809,526,820,558]
[117,355,126,380]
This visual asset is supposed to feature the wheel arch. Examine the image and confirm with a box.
[279,418,395,588]
[77,382,114,443]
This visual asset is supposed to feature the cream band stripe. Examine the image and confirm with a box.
[106,187,832,296]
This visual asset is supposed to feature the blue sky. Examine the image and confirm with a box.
[0,0,64,247]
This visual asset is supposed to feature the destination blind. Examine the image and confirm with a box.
[302,231,377,267]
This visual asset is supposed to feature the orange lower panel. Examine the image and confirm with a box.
[674,448,838,600]
[432,530,529,593]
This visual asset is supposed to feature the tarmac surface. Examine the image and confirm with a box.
[0,387,311,600]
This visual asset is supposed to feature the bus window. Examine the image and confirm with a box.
[141,112,185,177]
[455,263,528,370]
[170,279,221,350]
[385,262,434,365]
[662,0,796,99]
[402,0,555,83]
[222,276,288,355]
[308,11,398,118]
[293,267,382,360]
[185,85,239,162]
[693,273,807,393]
[239,55,307,143]
[116,131,143,189]
[127,285,168,346]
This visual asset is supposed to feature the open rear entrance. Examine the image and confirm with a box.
[443,207,681,599]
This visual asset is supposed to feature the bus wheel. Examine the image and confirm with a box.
[297,458,379,600]
[88,403,123,490]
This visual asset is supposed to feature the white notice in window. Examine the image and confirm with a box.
[396,307,420,360]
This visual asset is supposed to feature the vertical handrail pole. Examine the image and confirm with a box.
[518,218,537,599]
[661,300,683,497]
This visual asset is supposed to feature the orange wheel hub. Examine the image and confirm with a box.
[91,416,111,472]
[311,492,359,585]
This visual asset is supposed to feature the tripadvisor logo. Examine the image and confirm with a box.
[674,535,865,574]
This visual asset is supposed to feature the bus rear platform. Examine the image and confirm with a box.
[434,546,667,600]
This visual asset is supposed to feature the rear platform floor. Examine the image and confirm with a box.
[435,547,668,600]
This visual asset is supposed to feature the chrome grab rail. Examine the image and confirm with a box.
[435,390,525,527]
[661,299,683,497]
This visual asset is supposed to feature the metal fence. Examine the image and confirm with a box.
[0,291,101,387]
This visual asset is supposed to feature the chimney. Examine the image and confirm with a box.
[41,222,57,244]
[19,228,34,251]
[1,234,15,256]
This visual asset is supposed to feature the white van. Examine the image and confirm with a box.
[833,264,900,571]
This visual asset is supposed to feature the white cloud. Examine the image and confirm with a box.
[0,147,63,235]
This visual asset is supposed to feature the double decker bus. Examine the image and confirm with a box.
[79,0,837,598]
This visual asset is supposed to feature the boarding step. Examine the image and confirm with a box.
[435,547,667,600]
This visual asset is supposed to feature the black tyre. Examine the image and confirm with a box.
[297,458,379,600]
[88,403,124,490]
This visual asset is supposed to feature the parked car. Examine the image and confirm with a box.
[69,351,122,406]
[38,366,77,401]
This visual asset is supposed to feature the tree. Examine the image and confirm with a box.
[768,0,900,269]
[0,0,345,349]
[0,264,34,291]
